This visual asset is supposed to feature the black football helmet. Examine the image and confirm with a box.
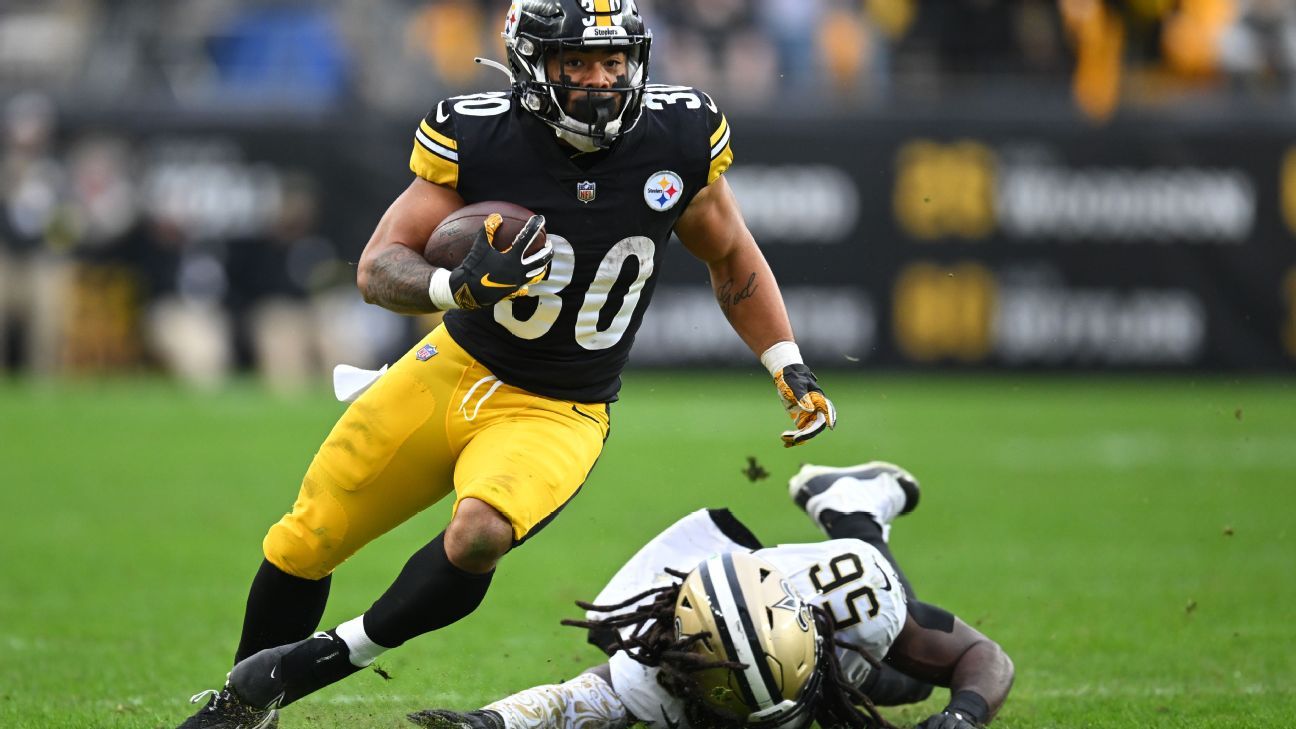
[502,0,651,151]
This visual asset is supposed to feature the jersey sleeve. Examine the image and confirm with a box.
[409,99,460,188]
[701,92,734,185]
[608,651,688,729]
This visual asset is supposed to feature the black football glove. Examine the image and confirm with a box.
[448,213,552,310]
[773,363,836,447]
[916,711,980,729]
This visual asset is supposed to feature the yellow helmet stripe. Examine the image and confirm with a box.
[594,0,613,26]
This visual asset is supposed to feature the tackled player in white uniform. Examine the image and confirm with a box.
[411,462,1015,729]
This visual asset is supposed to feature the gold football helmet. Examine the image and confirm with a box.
[675,553,823,729]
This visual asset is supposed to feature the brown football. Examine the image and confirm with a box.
[423,201,546,269]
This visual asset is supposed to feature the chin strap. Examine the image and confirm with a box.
[554,126,604,153]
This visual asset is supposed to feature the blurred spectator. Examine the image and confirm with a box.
[0,1,92,89]
[206,3,354,108]
[226,175,343,395]
[760,0,827,87]
[142,210,234,391]
[1218,0,1296,95]
[0,92,75,376]
[1060,0,1127,120]
[407,0,490,88]
[1160,0,1234,78]
[650,0,778,104]
[817,0,875,99]
[62,135,144,373]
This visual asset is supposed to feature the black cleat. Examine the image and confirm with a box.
[408,708,507,729]
[176,684,279,729]
[788,461,920,534]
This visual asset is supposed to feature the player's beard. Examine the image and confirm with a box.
[563,89,622,126]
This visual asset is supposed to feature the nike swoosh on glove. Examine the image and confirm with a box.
[773,363,836,447]
[449,213,553,310]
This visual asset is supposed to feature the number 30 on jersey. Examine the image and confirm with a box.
[494,233,655,351]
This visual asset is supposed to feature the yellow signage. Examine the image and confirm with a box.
[894,140,996,240]
[893,261,997,362]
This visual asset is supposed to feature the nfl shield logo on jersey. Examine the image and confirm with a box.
[576,180,597,204]
[644,171,684,212]
[416,344,438,361]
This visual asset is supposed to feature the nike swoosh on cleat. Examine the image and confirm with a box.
[479,274,516,289]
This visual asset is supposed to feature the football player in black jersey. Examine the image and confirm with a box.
[176,2,836,727]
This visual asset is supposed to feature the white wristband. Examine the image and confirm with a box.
[428,268,458,311]
[760,340,803,377]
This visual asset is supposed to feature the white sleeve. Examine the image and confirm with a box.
[484,673,629,729]
[608,651,689,729]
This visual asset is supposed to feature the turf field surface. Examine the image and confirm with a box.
[1,374,1293,728]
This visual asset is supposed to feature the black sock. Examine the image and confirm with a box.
[825,512,917,602]
[278,630,362,706]
[235,559,331,663]
[362,532,494,648]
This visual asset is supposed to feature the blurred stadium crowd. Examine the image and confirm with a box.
[4,1,1296,112]
[2,0,1295,389]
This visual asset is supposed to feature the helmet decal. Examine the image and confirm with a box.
[774,578,812,632]
[504,2,521,38]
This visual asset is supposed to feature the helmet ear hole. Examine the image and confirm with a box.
[524,90,547,112]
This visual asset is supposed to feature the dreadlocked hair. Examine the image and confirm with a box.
[561,570,899,729]
[807,604,898,729]
[561,568,748,729]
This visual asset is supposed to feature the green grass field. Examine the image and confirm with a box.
[1,373,1294,728]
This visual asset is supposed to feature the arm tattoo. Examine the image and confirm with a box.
[363,245,439,315]
[715,272,759,316]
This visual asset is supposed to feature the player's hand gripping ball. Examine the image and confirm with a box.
[774,364,836,447]
[425,201,553,310]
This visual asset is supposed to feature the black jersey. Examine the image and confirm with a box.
[408,85,735,403]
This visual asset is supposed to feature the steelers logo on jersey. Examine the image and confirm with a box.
[643,170,684,212]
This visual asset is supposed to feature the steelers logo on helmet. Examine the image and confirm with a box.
[502,0,652,152]
[644,170,684,212]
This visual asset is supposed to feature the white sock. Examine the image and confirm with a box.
[336,615,388,667]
